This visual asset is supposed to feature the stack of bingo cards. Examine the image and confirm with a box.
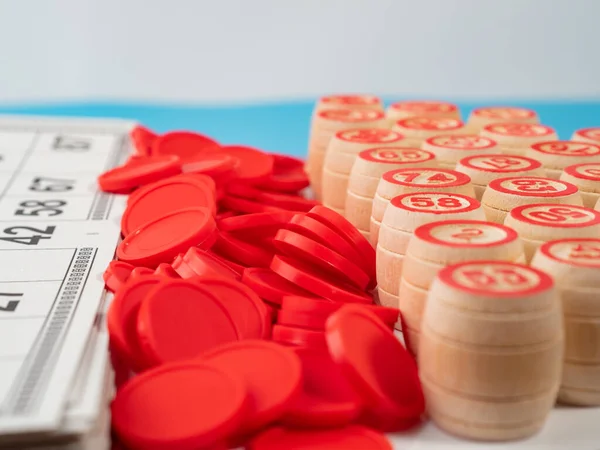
[89,97,600,449]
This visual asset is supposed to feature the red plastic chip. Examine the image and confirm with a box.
[241,268,315,305]
[98,155,181,193]
[218,211,294,233]
[121,174,216,236]
[283,347,362,428]
[306,206,376,287]
[257,154,309,193]
[130,125,158,156]
[220,195,283,214]
[248,425,392,450]
[111,361,248,450]
[206,249,247,275]
[172,247,239,280]
[258,191,319,212]
[273,230,370,290]
[200,340,302,434]
[325,306,425,431]
[219,145,275,182]
[271,256,373,304]
[277,308,328,331]
[182,152,238,178]
[154,263,180,279]
[152,131,220,163]
[103,260,135,293]
[213,232,274,268]
[117,207,217,268]
[129,266,155,280]
[272,324,328,350]
[136,279,239,366]
[197,277,270,339]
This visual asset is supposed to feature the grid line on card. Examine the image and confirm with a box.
[1,247,97,415]
[0,133,39,200]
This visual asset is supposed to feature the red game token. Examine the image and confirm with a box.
[103,260,135,292]
[197,277,270,339]
[218,211,294,233]
[283,347,362,428]
[129,266,155,280]
[98,155,181,193]
[219,145,275,182]
[306,206,376,286]
[111,361,248,450]
[273,230,370,290]
[277,309,328,330]
[152,131,220,163]
[130,125,158,155]
[207,249,248,275]
[221,195,283,214]
[284,214,363,263]
[107,276,164,372]
[136,279,239,366]
[248,425,392,450]
[182,152,238,177]
[154,263,180,279]
[271,256,372,304]
[326,306,425,431]
[257,154,309,192]
[241,268,314,304]
[121,174,216,236]
[200,340,302,433]
[117,207,217,268]
[173,247,239,280]
[258,191,319,212]
[360,305,400,328]
[213,232,273,268]
[272,325,328,350]
[225,183,263,200]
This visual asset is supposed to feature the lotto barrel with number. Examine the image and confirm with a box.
[391,117,467,148]
[571,128,600,145]
[455,154,544,200]
[531,239,600,406]
[480,123,557,156]
[421,135,498,168]
[560,164,600,208]
[419,261,563,441]
[345,147,437,238]
[305,109,387,200]
[481,176,583,224]
[466,106,540,133]
[400,221,525,355]
[321,128,404,214]
[376,192,485,315]
[385,101,460,125]
[370,168,475,247]
[526,141,600,180]
[504,203,600,262]
[312,94,384,115]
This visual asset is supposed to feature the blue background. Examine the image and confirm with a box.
[0,101,599,156]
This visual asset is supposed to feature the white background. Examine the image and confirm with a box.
[0,0,599,103]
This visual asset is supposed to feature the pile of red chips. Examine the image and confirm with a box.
[101,126,424,450]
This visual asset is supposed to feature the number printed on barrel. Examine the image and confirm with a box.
[442,261,550,295]
[473,107,537,120]
[390,101,457,113]
[564,163,600,181]
[427,135,496,150]
[460,154,541,173]
[531,141,600,156]
[484,123,554,137]
[395,192,477,213]
[515,204,600,227]
[542,239,600,266]
[360,147,435,164]
[384,168,467,187]
[491,177,576,196]
[574,128,600,142]
[318,109,384,122]
[337,128,402,144]
[396,117,462,130]
[417,221,516,247]
[322,95,380,106]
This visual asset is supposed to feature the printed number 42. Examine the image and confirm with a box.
[0,226,55,245]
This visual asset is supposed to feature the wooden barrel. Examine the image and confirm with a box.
[400,220,525,355]
[526,141,600,180]
[370,167,475,247]
[479,123,557,156]
[455,154,544,200]
[465,106,539,133]
[376,192,484,317]
[385,100,460,126]
[312,94,383,115]
[481,176,583,224]
[560,163,600,208]
[571,127,600,146]
[321,128,404,214]
[391,117,467,148]
[421,134,499,169]
[305,108,387,200]
[345,147,437,240]
[419,261,563,441]
[504,203,600,262]
[531,239,600,406]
